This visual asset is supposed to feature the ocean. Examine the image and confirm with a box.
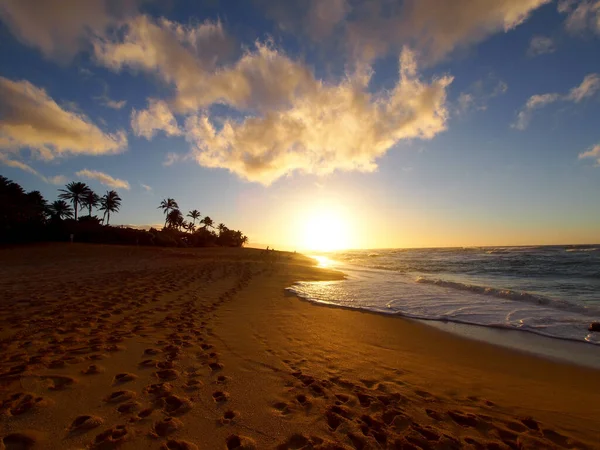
[287,245,600,346]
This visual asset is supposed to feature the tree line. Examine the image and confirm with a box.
[0,175,248,248]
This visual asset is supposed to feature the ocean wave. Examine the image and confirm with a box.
[565,248,599,252]
[415,276,597,315]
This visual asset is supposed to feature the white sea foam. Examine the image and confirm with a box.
[287,259,600,346]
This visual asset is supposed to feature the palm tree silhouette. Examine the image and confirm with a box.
[166,208,183,229]
[217,223,227,235]
[99,190,122,225]
[49,200,73,220]
[58,181,91,221]
[81,190,100,217]
[201,216,214,229]
[159,198,179,228]
[187,209,201,226]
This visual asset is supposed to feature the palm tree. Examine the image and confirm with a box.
[81,190,100,217]
[217,223,227,235]
[187,222,196,233]
[99,190,122,225]
[159,198,179,228]
[166,209,183,229]
[58,182,91,221]
[187,209,201,226]
[49,200,73,220]
[201,216,214,229]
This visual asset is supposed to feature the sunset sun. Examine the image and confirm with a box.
[302,210,352,251]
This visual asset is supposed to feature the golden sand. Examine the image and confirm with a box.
[0,244,598,449]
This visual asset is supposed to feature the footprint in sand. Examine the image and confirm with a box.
[144,382,173,400]
[81,364,104,375]
[226,434,256,450]
[68,415,104,433]
[183,379,202,391]
[2,432,38,450]
[41,375,76,390]
[208,362,224,371]
[91,425,130,449]
[212,391,229,403]
[219,410,238,425]
[113,373,137,384]
[155,369,180,381]
[215,375,230,384]
[2,393,49,416]
[151,417,183,437]
[117,401,141,414]
[161,395,193,415]
[104,390,137,403]
[161,439,199,450]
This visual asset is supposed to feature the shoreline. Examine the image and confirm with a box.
[289,287,600,370]
[1,244,599,449]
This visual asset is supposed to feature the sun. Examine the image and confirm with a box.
[302,210,352,251]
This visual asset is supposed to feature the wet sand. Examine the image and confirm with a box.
[0,244,598,449]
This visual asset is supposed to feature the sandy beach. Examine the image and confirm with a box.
[1,244,599,450]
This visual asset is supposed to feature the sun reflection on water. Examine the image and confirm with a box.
[311,255,335,268]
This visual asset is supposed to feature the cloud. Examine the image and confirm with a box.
[93,15,234,111]
[140,183,152,191]
[94,12,453,184]
[578,143,600,165]
[566,74,600,102]
[75,169,130,190]
[559,0,600,35]
[162,152,186,167]
[527,35,556,56]
[513,74,599,129]
[0,154,66,184]
[307,0,350,38]
[131,99,181,139]
[0,77,128,159]
[183,47,453,185]
[0,0,139,60]
[99,97,127,110]
[257,0,349,39]
[513,94,561,130]
[457,77,508,114]
[345,0,551,63]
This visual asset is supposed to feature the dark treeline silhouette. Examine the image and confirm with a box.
[0,175,248,248]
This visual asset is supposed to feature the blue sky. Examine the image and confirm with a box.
[0,0,599,249]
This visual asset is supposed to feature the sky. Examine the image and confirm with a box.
[0,0,599,250]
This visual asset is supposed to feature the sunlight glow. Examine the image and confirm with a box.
[302,210,351,251]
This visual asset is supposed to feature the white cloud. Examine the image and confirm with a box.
[0,154,66,184]
[527,35,556,56]
[0,77,127,159]
[513,93,561,130]
[578,143,600,165]
[47,175,68,185]
[131,99,181,139]
[346,0,551,63]
[162,152,186,167]
[183,48,453,185]
[513,74,600,129]
[93,15,234,112]
[94,13,454,184]
[0,0,139,60]
[141,183,152,191]
[559,0,600,35]
[75,169,130,190]
[100,97,127,110]
[566,74,600,102]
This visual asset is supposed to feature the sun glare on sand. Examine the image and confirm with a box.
[302,210,352,251]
